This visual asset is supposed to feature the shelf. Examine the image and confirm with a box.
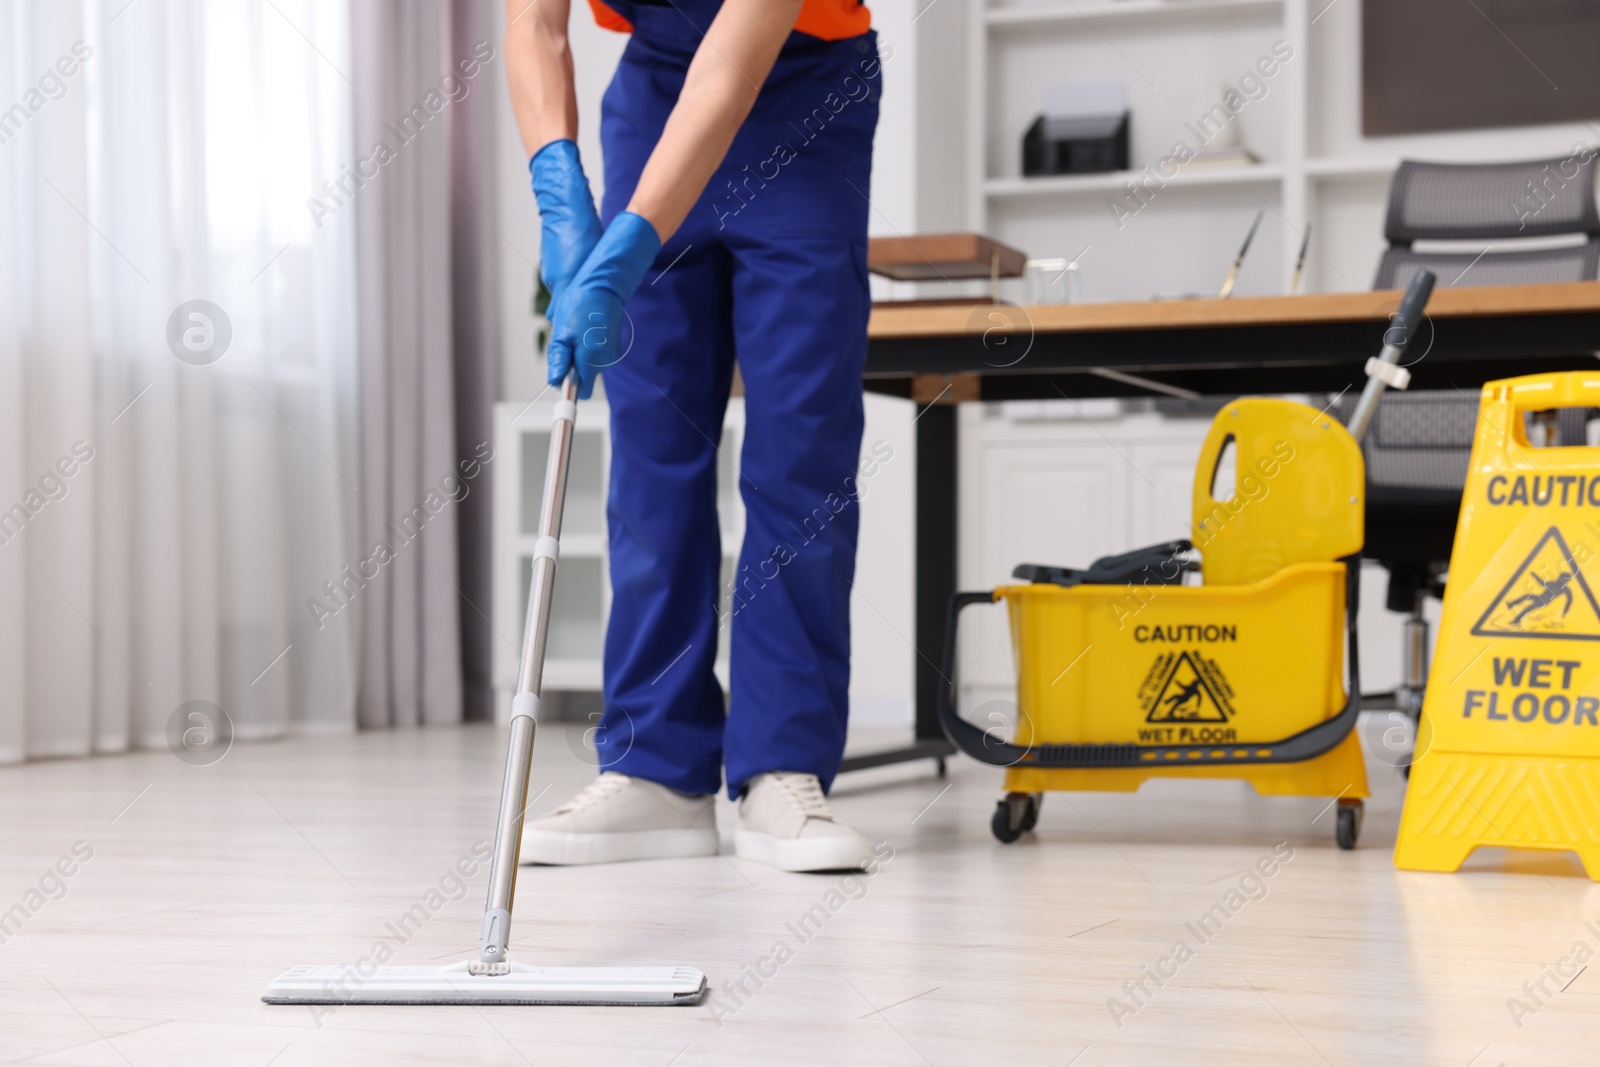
[986,162,1282,199]
[986,0,1283,31]
[1306,157,1398,181]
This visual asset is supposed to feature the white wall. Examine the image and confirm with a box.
[852,5,919,726]
[913,0,968,232]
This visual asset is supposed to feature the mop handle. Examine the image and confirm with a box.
[478,374,581,969]
[1345,269,1436,444]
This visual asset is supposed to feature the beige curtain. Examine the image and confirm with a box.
[348,0,500,726]
[449,0,501,723]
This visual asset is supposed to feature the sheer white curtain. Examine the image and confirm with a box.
[0,0,360,760]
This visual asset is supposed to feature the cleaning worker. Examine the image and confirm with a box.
[505,0,882,871]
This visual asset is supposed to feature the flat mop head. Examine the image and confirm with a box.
[262,961,707,1006]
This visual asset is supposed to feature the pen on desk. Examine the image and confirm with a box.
[1290,224,1312,294]
[1217,209,1264,299]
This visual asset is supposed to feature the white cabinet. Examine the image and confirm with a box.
[1130,440,1209,544]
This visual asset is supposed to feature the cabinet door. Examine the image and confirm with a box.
[1129,438,1206,547]
[962,438,1132,690]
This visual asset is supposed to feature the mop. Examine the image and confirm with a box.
[263,377,708,1007]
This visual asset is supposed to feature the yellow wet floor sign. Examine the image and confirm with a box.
[1397,373,1600,879]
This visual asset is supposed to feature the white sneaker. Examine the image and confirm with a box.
[734,771,872,872]
[520,772,719,865]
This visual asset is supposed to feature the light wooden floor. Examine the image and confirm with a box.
[1,719,1595,1066]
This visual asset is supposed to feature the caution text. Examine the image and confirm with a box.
[1486,475,1600,508]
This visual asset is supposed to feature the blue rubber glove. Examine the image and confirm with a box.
[546,211,662,399]
[529,139,603,305]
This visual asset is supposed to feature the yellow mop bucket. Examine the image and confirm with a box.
[1396,372,1600,879]
[939,398,1371,846]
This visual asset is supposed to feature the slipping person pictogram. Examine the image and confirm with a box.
[1506,570,1575,625]
[1472,526,1600,641]
[1145,650,1233,723]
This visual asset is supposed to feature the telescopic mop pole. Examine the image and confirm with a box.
[1345,270,1437,444]
[476,374,580,974]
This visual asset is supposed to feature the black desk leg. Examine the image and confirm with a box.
[838,401,959,776]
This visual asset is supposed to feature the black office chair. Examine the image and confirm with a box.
[1343,157,1599,752]
[1375,156,1600,290]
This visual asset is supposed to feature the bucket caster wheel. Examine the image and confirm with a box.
[992,792,1041,844]
[1020,792,1042,831]
[1335,798,1364,850]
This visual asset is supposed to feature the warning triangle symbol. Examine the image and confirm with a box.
[1471,526,1600,642]
[1145,650,1230,723]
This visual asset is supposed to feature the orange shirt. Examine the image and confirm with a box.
[589,0,870,42]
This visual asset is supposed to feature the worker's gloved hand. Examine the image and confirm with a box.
[546,211,662,400]
[529,139,603,304]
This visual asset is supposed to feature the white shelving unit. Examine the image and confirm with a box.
[963,0,1600,299]
[984,160,1284,199]
[967,0,1313,301]
[1304,156,1399,181]
[491,394,746,724]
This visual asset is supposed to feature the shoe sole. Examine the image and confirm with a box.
[520,828,718,866]
[734,829,872,872]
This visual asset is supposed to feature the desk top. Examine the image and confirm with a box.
[868,281,1600,339]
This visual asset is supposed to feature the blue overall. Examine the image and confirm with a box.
[594,2,881,798]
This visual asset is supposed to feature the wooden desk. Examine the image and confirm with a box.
[865,281,1600,399]
[843,282,1600,777]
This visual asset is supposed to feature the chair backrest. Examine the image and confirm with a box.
[1375,244,1600,290]
[1385,157,1600,243]
[1335,391,1479,508]
[1374,157,1600,289]
[1334,389,1592,506]
[1190,398,1364,586]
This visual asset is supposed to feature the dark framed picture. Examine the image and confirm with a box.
[1363,0,1600,136]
